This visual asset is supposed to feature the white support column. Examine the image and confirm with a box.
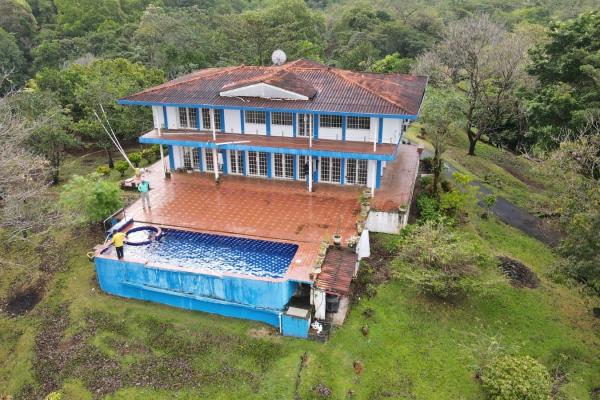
[154,113,168,177]
[210,108,219,182]
[308,155,313,192]
[371,161,376,198]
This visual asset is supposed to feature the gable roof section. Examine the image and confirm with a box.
[220,70,318,100]
[119,59,428,116]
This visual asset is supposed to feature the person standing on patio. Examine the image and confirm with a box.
[138,179,151,210]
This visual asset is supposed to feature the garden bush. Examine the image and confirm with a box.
[141,148,155,164]
[439,172,478,219]
[394,222,489,298]
[480,355,551,400]
[416,194,442,223]
[60,174,123,225]
[128,151,142,167]
[114,160,129,177]
[95,164,111,176]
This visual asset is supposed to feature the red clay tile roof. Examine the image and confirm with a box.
[120,59,427,116]
[315,247,357,296]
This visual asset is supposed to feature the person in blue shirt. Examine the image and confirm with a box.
[138,179,150,210]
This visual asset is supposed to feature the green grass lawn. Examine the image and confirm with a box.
[0,144,598,399]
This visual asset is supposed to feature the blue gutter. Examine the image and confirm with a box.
[195,107,200,129]
[119,100,419,120]
[219,109,225,133]
[313,114,319,139]
[378,117,384,144]
[140,136,395,161]
[342,116,347,141]
[340,159,345,185]
[376,160,382,188]
[267,153,272,177]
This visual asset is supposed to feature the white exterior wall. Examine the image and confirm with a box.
[319,127,343,140]
[152,106,164,128]
[245,123,267,135]
[172,145,183,169]
[366,159,377,188]
[270,123,293,137]
[366,211,401,234]
[224,109,241,133]
[165,106,179,129]
[381,118,403,144]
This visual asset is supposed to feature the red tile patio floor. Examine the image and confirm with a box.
[124,163,362,282]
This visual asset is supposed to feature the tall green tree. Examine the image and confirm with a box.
[33,58,163,167]
[0,27,26,93]
[527,12,600,149]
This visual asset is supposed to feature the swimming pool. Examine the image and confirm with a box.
[118,228,298,279]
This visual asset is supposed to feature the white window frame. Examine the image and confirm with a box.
[178,107,197,129]
[345,159,368,186]
[347,116,370,130]
[273,153,294,180]
[201,108,221,131]
[271,112,293,126]
[297,114,312,137]
[320,157,341,184]
[229,150,244,175]
[245,111,266,125]
[204,148,215,172]
[247,151,268,177]
[320,114,342,128]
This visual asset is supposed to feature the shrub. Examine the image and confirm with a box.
[128,151,142,167]
[421,157,434,173]
[95,164,111,176]
[60,174,123,225]
[416,194,442,223]
[481,355,551,400]
[440,180,452,192]
[420,175,433,193]
[141,148,155,164]
[114,160,129,177]
[439,172,478,219]
[394,221,488,298]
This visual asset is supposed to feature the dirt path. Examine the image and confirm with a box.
[420,149,560,246]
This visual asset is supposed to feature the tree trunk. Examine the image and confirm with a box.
[51,153,60,185]
[468,135,477,156]
[432,148,442,197]
[106,148,114,169]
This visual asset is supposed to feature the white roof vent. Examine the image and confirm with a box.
[272,49,287,66]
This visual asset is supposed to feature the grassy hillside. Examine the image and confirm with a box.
[0,141,598,399]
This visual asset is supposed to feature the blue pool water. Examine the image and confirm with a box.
[121,229,298,278]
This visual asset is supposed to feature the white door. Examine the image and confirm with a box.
[229,150,244,175]
[297,114,313,137]
[247,151,268,177]
[320,157,341,183]
[346,159,368,186]
[273,153,294,180]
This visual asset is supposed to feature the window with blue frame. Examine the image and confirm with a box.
[271,112,293,126]
[245,111,266,125]
[201,109,221,131]
[320,114,342,128]
[178,107,197,129]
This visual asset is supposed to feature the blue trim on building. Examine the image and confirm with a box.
[240,110,245,133]
[168,145,175,170]
[242,150,247,176]
[141,136,395,161]
[163,106,169,128]
[342,116,347,141]
[292,113,297,137]
[221,149,228,174]
[266,112,271,136]
[313,114,319,139]
[195,107,200,129]
[198,147,204,172]
[219,109,225,133]
[378,117,384,144]
[267,153,272,178]
[293,155,298,180]
[376,160,382,189]
[118,100,419,120]
[340,159,345,185]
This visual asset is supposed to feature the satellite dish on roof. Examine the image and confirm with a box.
[272,49,287,66]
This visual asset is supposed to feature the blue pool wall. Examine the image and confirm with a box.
[281,314,310,338]
[95,257,302,330]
